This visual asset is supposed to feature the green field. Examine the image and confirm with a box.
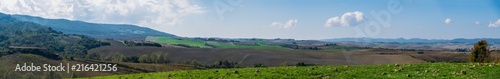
[146,36,288,49]
[82,63,500,79]
[205,41,288,50]
[146,36,211,48]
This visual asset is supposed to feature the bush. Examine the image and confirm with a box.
[208,60,239,68]
[295,62,314,66]
[253,63,266,67]
[138,52,170,63]
[112,52,125,62]
[469,40,491,63]
[124,56,139,63]
[417,52,424,54]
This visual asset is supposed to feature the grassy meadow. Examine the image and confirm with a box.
[82,63,500,79]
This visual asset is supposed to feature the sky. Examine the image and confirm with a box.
[0,0,499,40]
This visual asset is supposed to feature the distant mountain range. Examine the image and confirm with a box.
[1,13,176,40]
[322,38,500,44]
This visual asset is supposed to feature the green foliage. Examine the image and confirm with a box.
[253,63,266,67]
[208,60,239,68]
[64,44,87,58]
[123,41,162,47]
[77,35,111,49]
[138,52,169,63]
[469,40,491,63]
[85,52,100,60]
[417,52,425,54]
[123,56,140,63]
[0,14,110,59]
[112,52,125,62]
[138,55,150,63]
[295,62,315,66]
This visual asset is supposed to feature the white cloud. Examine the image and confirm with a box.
[489,19,500,28]
[445,18,452,24]
[271,19,297,29]
[475,21,480,25]
[324,11,365,27]
[0,0,204,27]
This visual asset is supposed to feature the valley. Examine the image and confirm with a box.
[0,12,499,79]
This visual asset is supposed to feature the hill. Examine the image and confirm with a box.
[323,38,500,44]
[6,13,176,40]
[0,12,111,59]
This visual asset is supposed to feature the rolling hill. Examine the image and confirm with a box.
[322,38,500,44]
[4,13,176,40]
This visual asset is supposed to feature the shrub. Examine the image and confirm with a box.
[469,40,490,63]
[253,63,266,67]
[295,62,314,66]
[417,52,424,54]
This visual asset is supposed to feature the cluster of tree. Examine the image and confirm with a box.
[281,44,299,49]
[62,35,110,59]
[280,44,322,50]
[323,43,338,46]
[180,60,240,69]
[77,35,111,49]
[86,52,170,64]
[254,62,315,67]
[294,62,315,66]
[200,38,239,42]
[455,48,470,52]
[138,52,170,63]
[123,41,162,47]
[207,60,239,68]
[417,51,425,54]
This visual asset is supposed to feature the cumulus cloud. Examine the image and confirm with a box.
[324,11,365,27]
[475,21,480,25]
[0,0,204,27]
[445,18,452,24]
[271,19,297,29]
[489,19,500,28]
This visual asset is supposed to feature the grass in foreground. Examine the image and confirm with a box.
[81,63,500,79]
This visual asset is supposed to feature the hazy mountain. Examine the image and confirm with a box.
[322,38,500,44]
[4,13,176,40]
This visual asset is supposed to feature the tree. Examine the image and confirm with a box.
[469,40,490,63]
[112,52,125,62]
[138,55,150,63]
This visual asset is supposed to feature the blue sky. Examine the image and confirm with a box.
[0,0,499,40]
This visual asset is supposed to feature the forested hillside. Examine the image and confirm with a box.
[0,13,109,59]
[9,14,176,40]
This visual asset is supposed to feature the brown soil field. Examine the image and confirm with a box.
[86,46,474,67]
